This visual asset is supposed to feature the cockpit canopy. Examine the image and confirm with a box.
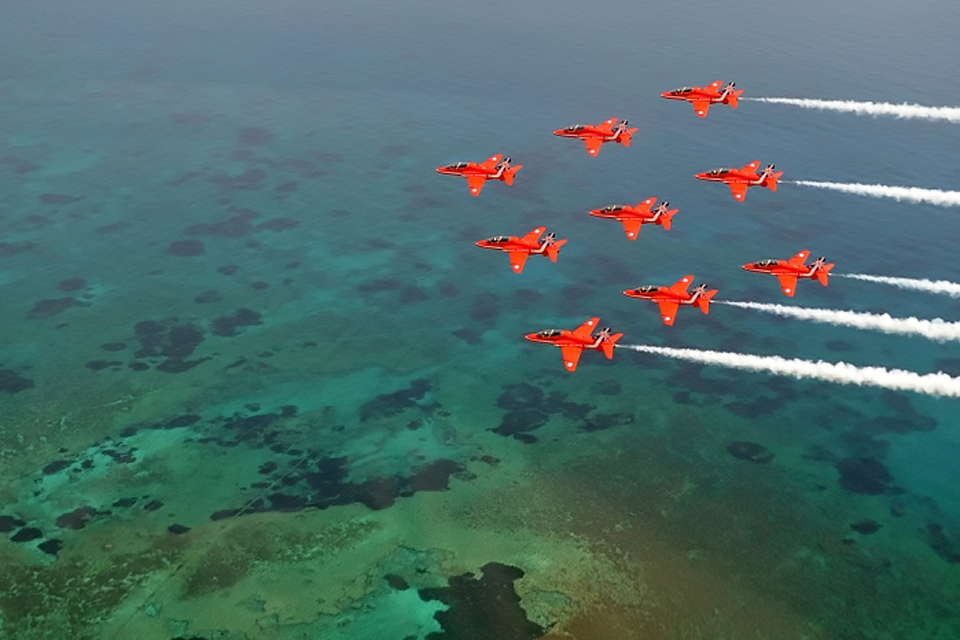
[707,168,730,176]
[536,329,563,338]
[445,162,469,170]
[756,259,778,267]
[671,87,693,94]
[636,285,658,293]
[485,236,510,244]
[564,125,585,132]
[601,205,623,212]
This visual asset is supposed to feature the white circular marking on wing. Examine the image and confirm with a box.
[566,362,574,368]
[786,288,792,293]
[628,232,635,237]
[513,265,520,270]
[665,316,672,321]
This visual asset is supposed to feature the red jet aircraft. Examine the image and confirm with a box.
[589,197,677,240]
[552,118,638,156]
[475,227,568,273]
[525,317,623,372]
[695,161,783,202]
[661,80,743,117]
[742,250,834,297]
[436,155,522,196]
[623,275,718,326]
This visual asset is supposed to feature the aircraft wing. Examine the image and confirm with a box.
[560,345,583,372]
[508,252,529,273]
[596,118,617,132]
[479,155,502,170]
[691,100,710,117]
[622,219,642,240]
[669,275,694,294]
[777,274,798,296]
[635,197,657,213]
[584,138,603,156]
[658,301,680,326]
[520,227,546,243]
[728,182,748,201]
[788,250,811,266]
[466,175,486,196]
[572,317,600,338]
[741,160,761,175]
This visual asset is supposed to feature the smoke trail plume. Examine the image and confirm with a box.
[716,300,960,342]
[744,97,960,123]
[837,274,960,298]
[791,181,960,207]
[620,344,960,398]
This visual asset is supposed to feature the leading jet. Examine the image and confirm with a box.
[742,250,834,297]
[623,275,718,325]
[525,317,623,372]
[589,197,677,240]
[661,80,743,117]
[695,161,783,202]
[436,154,522,196]
[552,118,638,156]
[475,226,567,273]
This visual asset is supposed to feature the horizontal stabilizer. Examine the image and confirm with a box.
[601,333,623,359]
[698,290,718,314]
[819,263,835,286]
[660,210,675,231]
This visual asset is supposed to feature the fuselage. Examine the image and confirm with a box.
[622,285,703,305]
[742,260,823,278]
[476,236,547,255]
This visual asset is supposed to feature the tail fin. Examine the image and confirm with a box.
[503,165,522,186]
[601,333,623,359]
[818,263,834,286]
[698,290,718,314]
[728,91,743,109]
[660,210,674,231]
[546,239,567,262]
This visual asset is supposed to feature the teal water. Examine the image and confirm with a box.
[2,1,960,638]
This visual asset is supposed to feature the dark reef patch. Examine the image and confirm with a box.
[927,523,960,563]
[255,217,299,232]
[578,412,633,433]
[237,127,273,146]
[211,308,263,337]
[0,369,34,393]
[39,193,82,205]
[836,457,893,495]
[419,562,544,640]
[10,528,44,543]
[826,339,856,352]
[29,297,79,319]
[86,360,123,371]
[57,278,86,292]
[359,379,431,421]
[166,239,205,257]
[56,506,108,530]
[850,519,882,535]
[0,515,26,532]
[96,222,130,233]
[590,379,621,396]
[38,539,63,555]
[726,441,775,464]
[470,292,500,324]
[194,290,222,304]
[0,241,35,257]
[42,459,73,475]
[185,210,256,237]
[452,328,482,345]
[218,264,240,275]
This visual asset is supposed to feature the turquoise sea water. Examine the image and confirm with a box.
[2,1,960,638]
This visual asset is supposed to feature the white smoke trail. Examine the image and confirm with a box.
[716,300,960,342]
[836,274,960,298]
[619,344,960,398]
[791,181,960,207]
[744,97,960,123]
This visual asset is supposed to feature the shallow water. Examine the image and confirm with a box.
[2,1,960,638]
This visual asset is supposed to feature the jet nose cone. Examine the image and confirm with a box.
[475,241,486,248]
[741,263,753,270]
[524,332,539,342]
